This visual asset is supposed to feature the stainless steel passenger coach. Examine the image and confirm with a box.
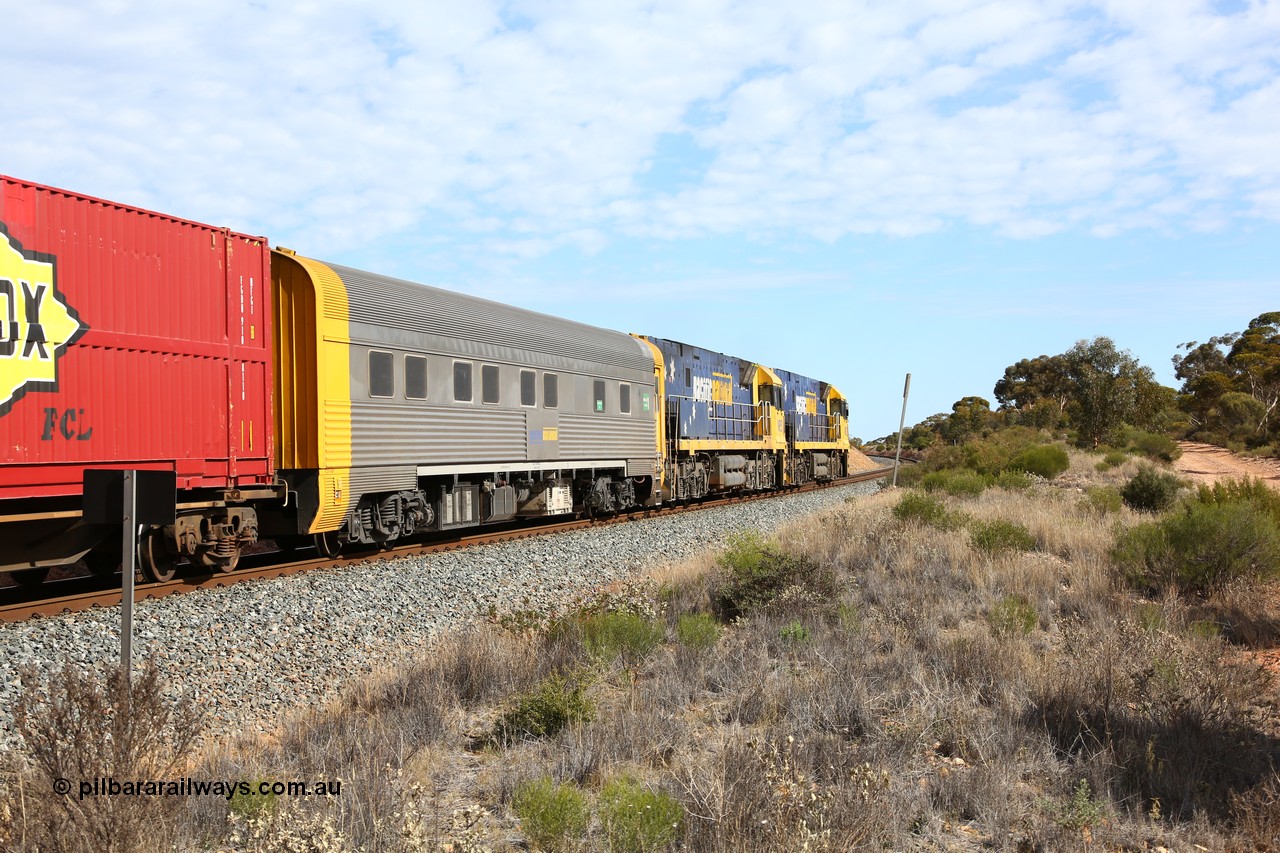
[263,250,662,555]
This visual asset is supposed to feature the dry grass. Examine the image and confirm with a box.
[4,460,1278,851]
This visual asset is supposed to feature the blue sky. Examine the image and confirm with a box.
[3,0,1277,439]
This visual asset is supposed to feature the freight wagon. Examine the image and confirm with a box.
[0,177,275,581]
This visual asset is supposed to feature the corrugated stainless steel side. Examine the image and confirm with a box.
[331,263,650,380]
[348,466,417,494]
[351,402,527,466]
[558,413,655,475]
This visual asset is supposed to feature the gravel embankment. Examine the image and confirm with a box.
[0,482,880,750]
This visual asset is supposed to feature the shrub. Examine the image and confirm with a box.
[709,532,836,622]
[1113,501,1280,595]
[1083,485,1123,515]
[994,469,1034,490]
[11,659,204,853]
[969,519,1037,555]
[1125,429,1181,463]
[487,674,594,746]
[1120,466,1182,513]
[892,492,964,530]
[988,594,1037,636]
[675,613,720,651]
[581,612,665,665]
[227,777,279,821]
[599,777,684,852]
[1194,476,1280,525]
[921,468,990,497]
[779,621,811,645]
[512,776,589,852]
[1006,444,1070,480]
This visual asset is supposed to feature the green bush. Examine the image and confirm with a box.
[709,532,836,621]
[1113,501,1280,595]
[994,469,1034,490]
[512,776,589,852]
[1104,449,1129,467]
[969,519,1037,555]
[599,778,684,853]
[779,621,811,645]
[675,613,720,650]
[1194,477,1280,525]
[581,612,665,665]
[964,426,1045,474]
[1124,429,1181,463]
[488,674,594,746]
[228,777,279,820]
[988,594,1037,636]
[1120,466,1182,513]
[1007,444,1070,480]
[1083,486,1123,515]
[892,492,965,530]
[921,468,991,497]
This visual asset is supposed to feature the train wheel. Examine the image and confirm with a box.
[314,531,344,559]
[137,529,177,583]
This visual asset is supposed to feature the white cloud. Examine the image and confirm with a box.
[2,0,1277,258]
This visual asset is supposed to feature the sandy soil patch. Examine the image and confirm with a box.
[1173,441,1280,491]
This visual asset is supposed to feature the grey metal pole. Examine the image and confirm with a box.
[121,471,137,685]
[892,373,912,488]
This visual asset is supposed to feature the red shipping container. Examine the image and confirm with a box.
[0,176,274,506]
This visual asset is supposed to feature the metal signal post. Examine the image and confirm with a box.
[892,373,911,488]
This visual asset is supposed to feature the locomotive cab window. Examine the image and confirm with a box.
[482,364,500,404]
[619,383,631,414]
[405,355,428,400]
[544,373,558,408]
[520,370,536,407]
[454,362,473,402]
[369,350,394,398]
[593,379,606,413]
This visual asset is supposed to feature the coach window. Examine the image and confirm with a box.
[520,370,536,407]
[593,379,606,413]
[482,364,500,404]
[619,383,631,414]
[369,351,394,398]
[544,373,558,408]
[405,355,428,400]
[454,361,473,402]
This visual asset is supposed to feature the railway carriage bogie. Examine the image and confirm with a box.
[576,471,638,517]
[174,508,260,574]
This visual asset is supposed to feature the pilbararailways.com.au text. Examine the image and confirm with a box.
[56,777,342,801]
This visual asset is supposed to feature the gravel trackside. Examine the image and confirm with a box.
[0,482,881,751]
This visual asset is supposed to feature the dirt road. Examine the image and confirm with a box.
[1172,441,1280,491]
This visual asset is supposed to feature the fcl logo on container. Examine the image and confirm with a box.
[0,226,87,417]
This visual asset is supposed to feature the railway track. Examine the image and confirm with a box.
[0,467,892,622]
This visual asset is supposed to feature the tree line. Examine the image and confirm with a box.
[876,311,1279,455]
